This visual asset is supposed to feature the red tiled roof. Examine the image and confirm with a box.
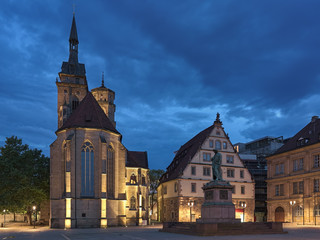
[159,125,215,184]
[58,92,119,134]
[126,151,148,169]
[272,117,320,155]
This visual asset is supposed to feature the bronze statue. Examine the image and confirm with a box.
[211,149,223,181]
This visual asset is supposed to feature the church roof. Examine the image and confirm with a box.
[159,124,215,184]
[58,92,119,134]
[272,116,320,156]
[127,151,148,169]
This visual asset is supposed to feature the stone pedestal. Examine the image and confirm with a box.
[197,180,240,223]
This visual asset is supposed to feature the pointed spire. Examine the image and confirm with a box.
[101,72,105,87]
[69,14,79,44]
[214,112,222,125]
[68,14,79,64]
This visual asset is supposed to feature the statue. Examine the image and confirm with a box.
[211,149,223,181]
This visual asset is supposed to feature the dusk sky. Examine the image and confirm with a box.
[1,0,320,170]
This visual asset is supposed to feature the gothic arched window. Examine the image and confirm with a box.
[81,141,94,197]
[130,196,136,210]
[107,145,115,199]
[130,174,137,184]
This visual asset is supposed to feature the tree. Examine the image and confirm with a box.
[0,136,49,223]
[149,169,165,218]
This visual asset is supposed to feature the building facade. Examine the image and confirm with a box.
[266,116,320,224]
[50,15,149,228]
[235,136,284,222]
[157,114,255,223]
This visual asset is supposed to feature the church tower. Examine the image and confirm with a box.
[56,14,88,128]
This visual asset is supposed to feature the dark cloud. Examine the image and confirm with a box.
[1,0,320,169]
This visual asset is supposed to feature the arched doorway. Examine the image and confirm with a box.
[275,207,285,222]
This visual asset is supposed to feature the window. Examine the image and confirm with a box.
[215,140,221,150]
[294,206,303,217]
[299,181,304,194]
[223,142,227,149]
[216,131,221,135]
[81,141,94,197]
[293,182,298,194]
[241,186,245,194]
[226,155,234,164]
[314,155,320,168]
[314,179,319,192]
[191,183,196,193]
[163,186,167,194]
[203,153,211,162]
[275,163,284,175]
[231,185,235,194]
[209,140,214,148]
[227,169,234,178]
[130,174,137,184]
[315,205,320,216]
[240,170,244,178]
[142,175,146,185]
[293,158,304,171]
[107,145,115,198]
[203,167,211,176]
[275,184,284,196]
[142,197,145,210]
[174,182,178,192]
[191,166,196,175]
[130,196,136,210]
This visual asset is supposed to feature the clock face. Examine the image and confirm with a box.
[69,64,75,74]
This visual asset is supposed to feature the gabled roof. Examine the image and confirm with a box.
[160,124,215,183]
[272,117,320,156]
[58,92,119,134]
[127,151,148,169]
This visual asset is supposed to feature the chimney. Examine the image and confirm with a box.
[311,116,319,122]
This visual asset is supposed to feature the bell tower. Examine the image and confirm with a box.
[56,14,88,128]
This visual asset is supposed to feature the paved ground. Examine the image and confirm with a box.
[1,223,320,240]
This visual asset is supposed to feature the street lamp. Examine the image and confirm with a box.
[241,202,247,222]
[32,206,36,229]
[290,200,296,223]
[188,201,194,222]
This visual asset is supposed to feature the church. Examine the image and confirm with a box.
[50,14,149,228]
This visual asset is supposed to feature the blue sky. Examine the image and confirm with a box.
[1,0,320,170]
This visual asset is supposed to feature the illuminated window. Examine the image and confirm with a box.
[81,141,94,197]
[130,174,137,184]
[130,196,136,210]
[215,140,221,150]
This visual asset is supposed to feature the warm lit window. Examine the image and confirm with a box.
[130,174,137,184]
[314,155,320,168]
[203,167,211,176]
[215,140,221,150]
[203,153,211,161]
[191,166,196,175]
[227,169,234,178]
[226,155,234,164]
[191,183,196,193]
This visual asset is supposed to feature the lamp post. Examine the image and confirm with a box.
[241,202,247,222]
[32,206,36,229]
[188,201,194,222]
[3,210,6,227]
[290,200,296,223]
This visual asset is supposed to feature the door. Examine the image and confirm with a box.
[275,207,284,222]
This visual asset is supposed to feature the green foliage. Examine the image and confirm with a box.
[149,169,165,214]
[0,136,49,213]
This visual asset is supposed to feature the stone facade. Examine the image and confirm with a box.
[266,116,320,224]
[50,14,149,228]
[158,114,255,223]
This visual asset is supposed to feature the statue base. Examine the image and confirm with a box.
[197,180,240,223]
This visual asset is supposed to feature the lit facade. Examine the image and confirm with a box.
[50,15,149,228]
[157,114,255,223]
[266,116,320,224]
